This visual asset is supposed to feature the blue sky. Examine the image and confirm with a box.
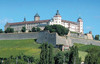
[0,0,100,35]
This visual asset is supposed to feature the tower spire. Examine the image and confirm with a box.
[24,17,26,22]
[56,10,60,15]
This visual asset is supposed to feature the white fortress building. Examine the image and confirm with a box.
[5,10,83,33]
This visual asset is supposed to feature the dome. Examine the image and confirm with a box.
[34,13,40,17]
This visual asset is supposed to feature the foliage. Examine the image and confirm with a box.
[36,27,41,32]
[0,55,35,64]
[44,25,69,36]
[32,27,40,32]
[32,27,36,32]
[74,43,100,62]
[21,27,26,32]
[68,46,81,64]
[95,35,99,40]
[84,48,100,64]
[49,44,54,64]
[54,51,64,64]
[40,43,54,64]
[0,29,3,33]
[5,28,14,33]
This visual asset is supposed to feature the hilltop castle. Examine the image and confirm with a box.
[5,10,83,33]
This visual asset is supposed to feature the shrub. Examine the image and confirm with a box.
[44,25,69,36]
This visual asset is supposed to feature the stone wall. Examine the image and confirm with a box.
[71,37,100,46]
[70,33,93,40]
[0,32,39,40]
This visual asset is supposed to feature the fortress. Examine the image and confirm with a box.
[2,10,99,50]
[5,10,83,33]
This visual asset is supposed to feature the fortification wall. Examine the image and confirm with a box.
[36,31,56,46]
[0,32,39,40]
[71,37,100,46]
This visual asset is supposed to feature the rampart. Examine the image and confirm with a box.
[71,37,100,46]
[0,31,100,47]
[0,32,39,40]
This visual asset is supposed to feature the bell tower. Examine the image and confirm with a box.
[53,10,62,25]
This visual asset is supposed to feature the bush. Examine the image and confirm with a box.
[5,28,14,33]
[21,27,26,32]
[0,29,3,33]
[44,25,69,36]
[32,27,40,32]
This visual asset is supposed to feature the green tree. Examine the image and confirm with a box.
[44,25,69,36]
[85,53,98,64]
[36,27,40,32]
[95,35,99,40]
[68,46,81,64]
[0,29,3,33]
[21,27,26,32]
[40,43,54,64]
[49,44,54,64]
[40,43,46,64]
[5,28,14,33]
[54,51,64,64]
[32,27,36,32]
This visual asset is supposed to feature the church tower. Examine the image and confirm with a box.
[34,13,40,21]
[52,10,62,25]
[77,17,83,33]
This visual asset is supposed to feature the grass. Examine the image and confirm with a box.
[78,51,88,62]
[0,39,41,58]
[74,43,100,61]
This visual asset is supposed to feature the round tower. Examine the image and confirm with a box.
[34,13,40,21]
[77,17,83,33]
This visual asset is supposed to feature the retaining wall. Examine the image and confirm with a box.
[71,37,100,46]
[0,32,39,40]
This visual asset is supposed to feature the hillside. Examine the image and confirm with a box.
[74,43,100,61]
[0,39,41,58]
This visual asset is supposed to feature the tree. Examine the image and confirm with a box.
[49,44,54,64]
[36,27,40,32]
[54,51,64,64]
[0,29,3,33]
[85,47,100,64]
[95,35,99,40]
[21,27,26,32]
[32,27,36,32]
[32,27,41,32]
[40,43,54,64]
[85,53,98,64]
[44,25,69,36]
[40,43,46,64]
[5,28,14,33]
[68,46,81,64]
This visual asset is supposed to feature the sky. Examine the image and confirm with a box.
[0,0,100,35]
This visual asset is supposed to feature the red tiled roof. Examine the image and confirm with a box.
[54,15,61,17]
[7,19,78,26]
[7,20,50,25]
[61,20,78,25]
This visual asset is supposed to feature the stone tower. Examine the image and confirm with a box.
[77,17,83,33]
[34,13,40,21]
